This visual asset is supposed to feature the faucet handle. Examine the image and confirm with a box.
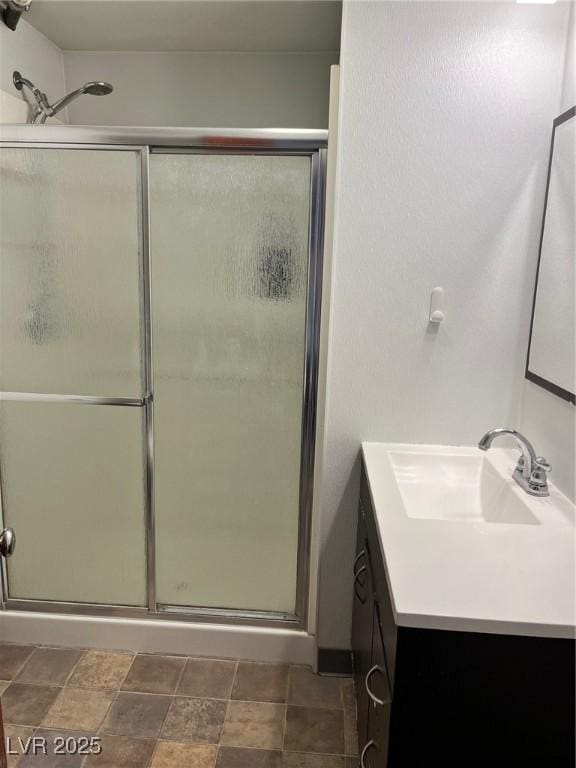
[534,456,551,473]
[529,456,551,494]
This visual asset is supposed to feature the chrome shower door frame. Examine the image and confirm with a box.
[0,125,328,631]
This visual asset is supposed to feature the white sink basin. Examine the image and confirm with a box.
[389,448,543,525]
[362,441,575,639]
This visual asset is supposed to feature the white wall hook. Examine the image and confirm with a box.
[429,286,445,323]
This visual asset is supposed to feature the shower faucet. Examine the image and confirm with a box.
[13,70,113,124]
[478,428,551,497]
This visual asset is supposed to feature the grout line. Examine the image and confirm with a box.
[215,658,239,762]
[154,690,178,745]
[172,656,189,697]
[281,702,288,752]
[2,645,36,683]
[282,665,290,751]
[62,648,87,686]
[220,690,233,746]
[144,656,195,763]
[148,739,161,768]
[93,648,138,739]
[3,688,345,709]
[229,659,240,700]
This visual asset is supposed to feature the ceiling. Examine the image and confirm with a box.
[26,0,342,52]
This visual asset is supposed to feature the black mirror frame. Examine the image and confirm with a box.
[525,105,576,405]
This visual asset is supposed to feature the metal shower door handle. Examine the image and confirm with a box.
[0,528,16,558]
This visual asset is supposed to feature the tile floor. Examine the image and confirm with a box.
[0,643,359,767]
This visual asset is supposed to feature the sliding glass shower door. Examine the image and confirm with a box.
[0,146,148,606]
[150,153,312,616]
[0,127,325,625]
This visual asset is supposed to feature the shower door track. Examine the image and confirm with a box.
[0,125,327,631]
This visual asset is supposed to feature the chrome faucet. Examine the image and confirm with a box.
[478,428,551,497]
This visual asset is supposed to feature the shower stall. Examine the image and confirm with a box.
[0,125,326,650]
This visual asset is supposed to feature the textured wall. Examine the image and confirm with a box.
[519,2,575,503]
[64,51,337,127]
[319,0,571,648]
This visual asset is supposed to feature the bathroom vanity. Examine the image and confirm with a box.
[353,443,575,768]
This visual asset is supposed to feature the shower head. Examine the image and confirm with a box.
[81,82,114,97]
[49,81,114,116]
[13,70,113,124]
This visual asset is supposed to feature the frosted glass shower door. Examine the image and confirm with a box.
[0,146,147,606]
[0,402,147,605]
[150,153,312,615]
[0,148,143,396]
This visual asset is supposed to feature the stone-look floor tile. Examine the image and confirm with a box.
[177,659,236,699]
[68,650,134,690]
[282,755,346,768]
[231,663,289,703]
[83,734,156,767]
[345,760,360,768]
[103,692,171,738]
[0,646,35,681]
[121,654,186,695]
[0,681,10,695]
[340,679,355,711]
[284,706,345,755]
[4,724,35,768]
[42,687,114,731]
[343,708,359,756]
[161,697,226,744]
[18,729,94,768]
[150,741,217,768]
[15,648,82,686]
[1,684,60,726]
[217,746,282,767]
[288,668,342,709]
[220,701,285,750]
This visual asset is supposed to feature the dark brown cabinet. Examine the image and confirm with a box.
[352,461,575,768]
[352,477,394,768]
[351,499,373,746]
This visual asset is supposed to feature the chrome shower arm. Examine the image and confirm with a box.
[49,88,85,116]
[13,70,53,120]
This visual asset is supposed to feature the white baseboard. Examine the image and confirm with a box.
[0,611,316,665]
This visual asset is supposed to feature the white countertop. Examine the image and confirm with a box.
[362,442,576,639]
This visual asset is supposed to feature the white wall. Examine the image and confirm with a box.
[0,17,66,123]
[309,65,340,647]
[63,51,337,127]
[319,0,572,648]
[0,22,336,128]
[519,2,575,503]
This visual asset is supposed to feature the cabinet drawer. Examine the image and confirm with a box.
[362,467,397,688]
[352,496,374,750]
[354,500,373,607]
[363,608,392,768]
[361,708,391,768]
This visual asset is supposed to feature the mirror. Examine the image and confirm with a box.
[526,106,575,405]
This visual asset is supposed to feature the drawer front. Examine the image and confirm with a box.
[352,497,374,749]
[363,609,392,768]
[362,467,397,688]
